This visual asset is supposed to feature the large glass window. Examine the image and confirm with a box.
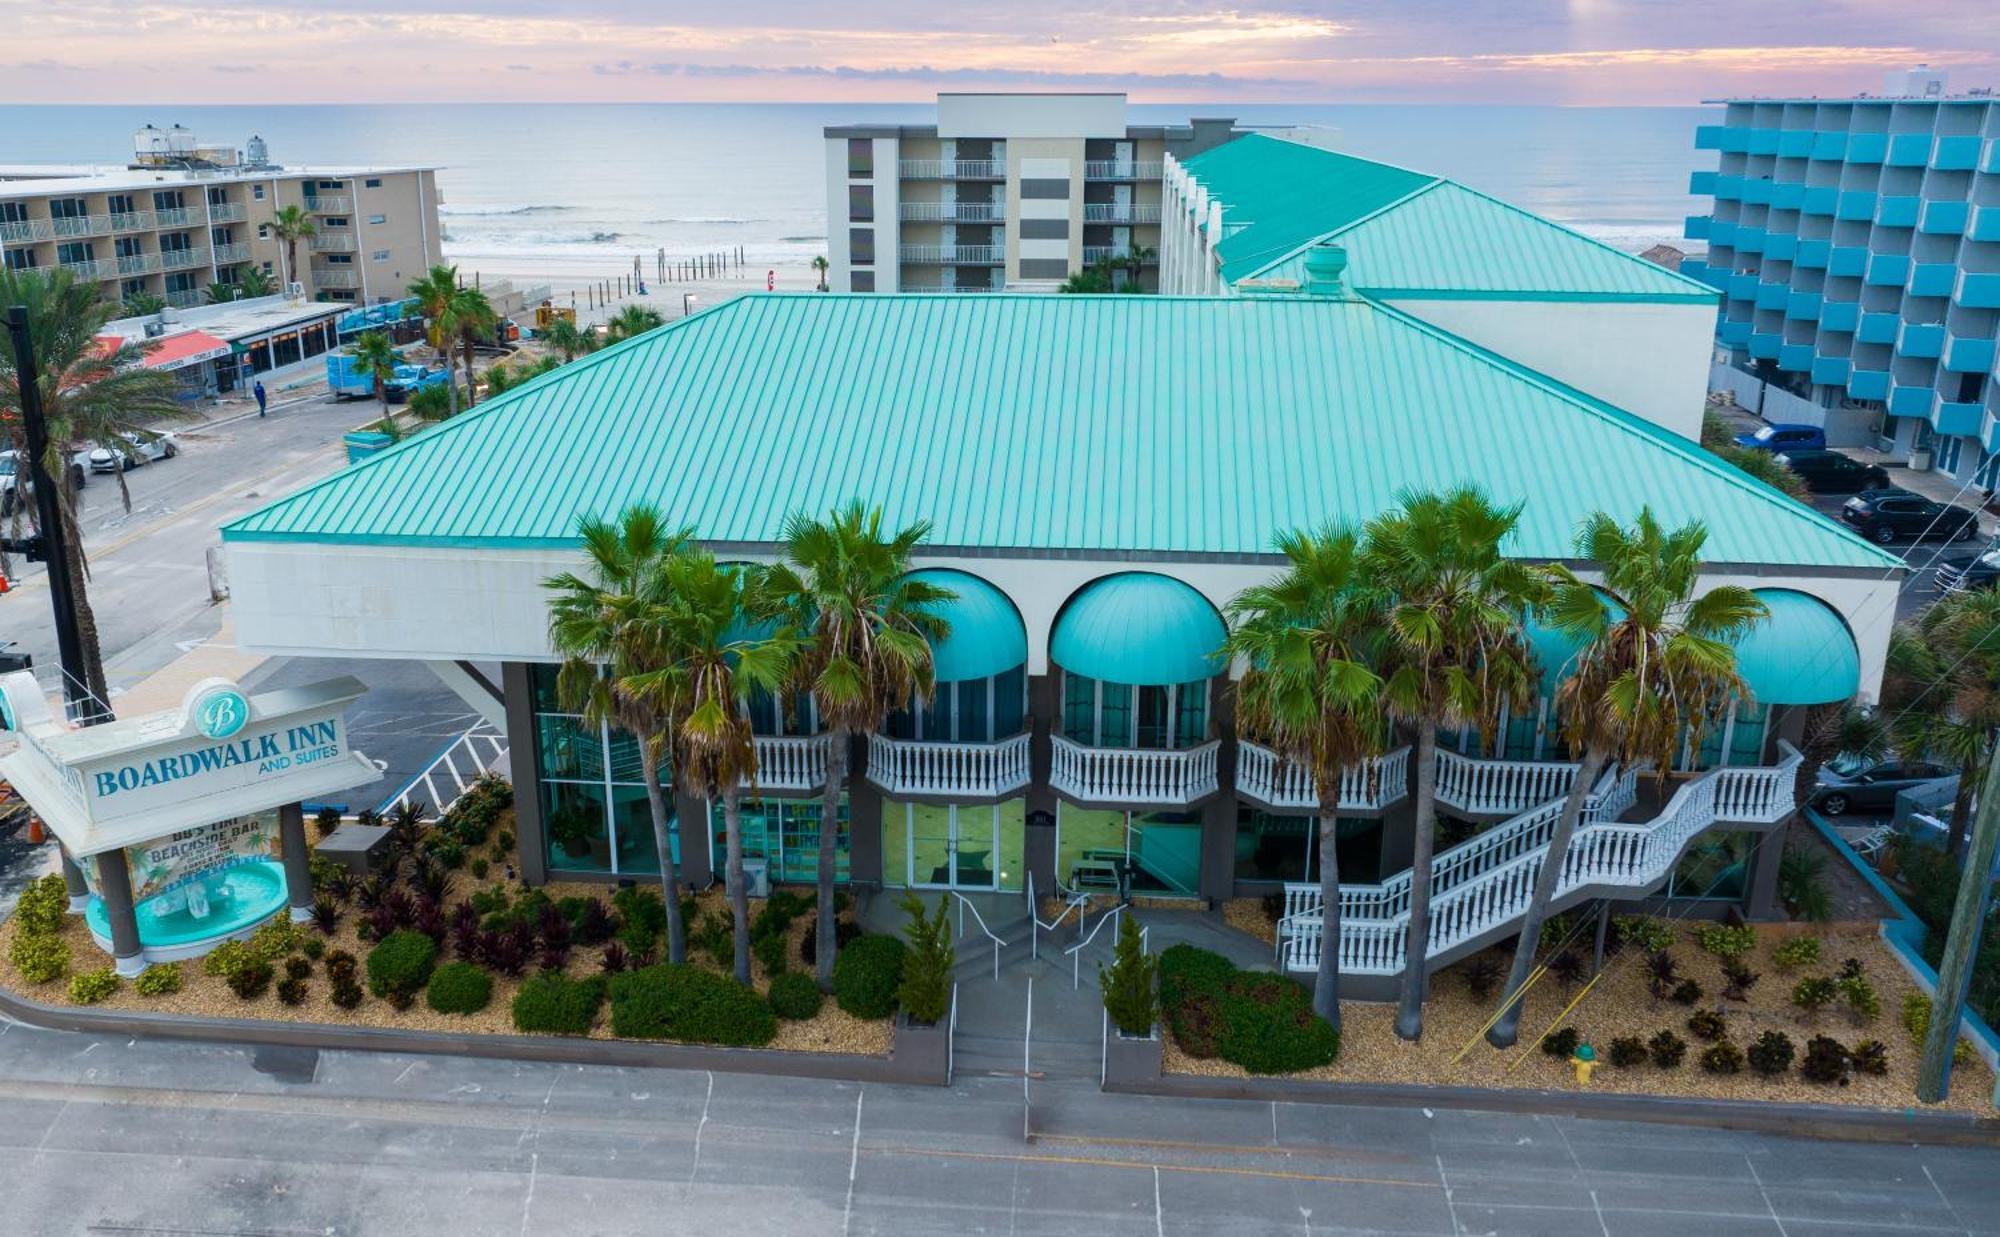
[708,796,850,885]
[1231,809,1386,885]
[1060,673,1209,750]
[882,799,1027,891]
[531,664,677,877]
[1666,830,1751,899]
[888,669,1028,743]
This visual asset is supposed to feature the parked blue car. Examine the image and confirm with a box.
[1733,422,1826,453]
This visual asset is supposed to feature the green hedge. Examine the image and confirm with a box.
[425,961,493,1015]
[833,934,905,1019]
[14,873,68,937]
[365,930,438,1001]
[511,973,607,1035]
[768,971,824,1020]
[608,964,777,1046]
[1158,945,1338,1074]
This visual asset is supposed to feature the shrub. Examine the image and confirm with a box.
[1100,915,1157,1037]
[1461,953,1504,1000]
[1160,945,1237,1057]
[285,956,312,981]
[425,961,493,1015]
[1686,1008,1728,1042]
[600,941,630,974]
[833,935,906,1019]
[202,939,252,980]
[1801,1035,1849,1084]
[1693,922,1757,961]
[898,893,955,1026]
[135,963,183,996]
[315,806,343,839]
[1748,1030,1795,1076]
[365,930,438,1003]
[228,960,273,999]
[324,949,358,983]
[330,977,364,1010]
[1701,1040,1744,1074]
[1540,1026,1581,1058]
[68,968,118,1004]
[1773,935,1821,972]
[1537,912,1573,954]
[1792,975,1837,1018]
[1901,992,1975,1064]
[1614,916,1676,954]
[1780,844,1833,923]
[1850,1039,1889,1076]
[1839,974,1881,1023]
[309,854,348,898]
[1648,1030,1687,1069]
[247,918,303,963]
[300,936,326,962]
[768,972,823,1020]
[11,931,70,984]
[1216,973,1339,1075]
[470,858,490,880]
[1671,979,1704,1006]
[571,897,618,946]
[612,886,666,952]
[752,930,789,976]
[1644,951,1680,1001]
[608,964,777,1046]
[1720,959,1761,1002]
[801,918,862,966]
[511,973,606,1035]
[14,873,69,936]
[1607,1036,1648,1068]
[276,977,309,1006]
[1546,950,1587,995]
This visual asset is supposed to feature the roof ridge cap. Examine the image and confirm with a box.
[1426,180,1719,296]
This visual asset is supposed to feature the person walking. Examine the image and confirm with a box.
[253,380,268,418]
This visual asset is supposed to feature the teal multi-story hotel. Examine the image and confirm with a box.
[1684,92,2000,481]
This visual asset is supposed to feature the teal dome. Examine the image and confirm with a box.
[907,569,1028,682]
[1051,573,1225,686]
[1732,588,1858,705]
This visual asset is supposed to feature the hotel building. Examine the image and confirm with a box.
[1682,77,2000,481]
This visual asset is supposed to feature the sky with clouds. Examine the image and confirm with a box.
[2,0,1995,105]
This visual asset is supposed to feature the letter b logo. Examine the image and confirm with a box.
[194,689,249,740]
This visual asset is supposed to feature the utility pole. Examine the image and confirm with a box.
[1917,744,2000,1101]
[4,306,105,725]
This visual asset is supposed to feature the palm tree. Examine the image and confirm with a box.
[1362,486,1545,1041]
[204,280,242,306]
[235,265,276,299]
[1058,257,1117,294]
[406,265,465,418]
[605,304,665,343]
[1122,244,1155,291]
[0,268,191,710]
[1486,510,1767,1047]
[542,506,696,963]
[811,256,830,292]
[1223,525,1389,1028]
[448,285,497,408]
[1882,589,2000,857]
[269,205,315,290]
[658,554,797,985]
[406,380,452,425]
[758,502,954,989]
[119,291,165,318]
[540,316,594,363]
[484,355,563,397]
[347,330,400,428]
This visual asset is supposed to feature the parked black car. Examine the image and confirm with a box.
[1811,756,1954,816]
[1936,549,2000,594]
[1774,449,1891,494]
[1839,487,1980,545]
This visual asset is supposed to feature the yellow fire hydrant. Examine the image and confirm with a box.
[1571,1042,1597,1086]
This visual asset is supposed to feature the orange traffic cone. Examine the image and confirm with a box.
[27,818,45,844]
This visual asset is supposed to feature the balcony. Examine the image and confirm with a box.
[1713,175,1744,201]
[1771,182,1806,213]
[1049,735,1218,807]
[1876,196,1919,228]
[1920,201,1970,235]
[1777,130,1814,158]
[1827,246,1868,277]
[1754,281,1788,311]
[1864,253,1911,287]
[1748,332,1782,360]
[0,218,42,243]
[57,257,118,280]
[1235,743,1411,814]
[51,214,111,238]
[1819,300,1860,332]
[1785,291,1821,321]
[1717,320,1754,347]
[898,244,1001,265]
[1810,131,1847,161]
[732,734,830,794]
[1856,312,1899,345]
[866,733,1029,800]
[1899,322,1946,358]
[1957,273,2000,310]
[1081,203,1161,225]
[1688,170,1717,196]
[164,289,205,310]
[897,160,1004,180]
[1694,125,1727,150]
[1834,191,1875,221]
[1726,273,1761,302]
[1764,232,1798,261]
[1945,335,1997,375]
[1708,220,1736,248]
[1848,369,1890,401]
[1886,133,1933,167]
[1778,342,1814,372]
[1801,186,1839,216]
[1846,132,1888,163]
[305,195,352,214]
[1910,264,1956,299]
[1734,226,1766,253]
[1936,401,1984,438]
[1082,245,1155,265]
[159,246,209,271]
[108,210,155,233]
[311,233,358,252]
[311,268,360,289]
[207,202,247,223]
[1888,382,1935,418]
[1793,239,1831,269]
[1741,180,1772,207]
[1748,128,1780,156]
[1683,215,1711,241]
[212,242,251,264]
[899,201,1005,223]
[153,207,195,227]
[1811,355,1851,385]
[115,252,161,275]
[1085,161,1162,181]
[1971,207,2000,243]
[905,283,998,294]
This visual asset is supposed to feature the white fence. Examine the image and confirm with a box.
[1049,736,1219,805]
[866,733,1031,798]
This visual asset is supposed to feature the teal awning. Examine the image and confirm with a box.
[1051,573,1225,686]
[1524,590,1623,685]
[1732,588,1858,705]
[907,569,1027,682]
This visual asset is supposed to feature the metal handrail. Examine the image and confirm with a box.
[380,724,507,816]
[1027,870,1089,960]
[1064,900,1134,989]
[949,890,1008,981]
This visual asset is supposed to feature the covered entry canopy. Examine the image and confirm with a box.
[909,569,1027,682]
[1051,573,1226,686]
[1732,588,1861,706]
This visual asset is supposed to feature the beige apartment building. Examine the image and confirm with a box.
[0,128,441,309]
[825,94,1250,293]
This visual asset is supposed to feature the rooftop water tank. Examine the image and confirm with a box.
[167,124,197,155]
[245,135,269,168]
[133,124,170,162]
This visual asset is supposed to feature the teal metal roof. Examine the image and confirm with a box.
[1182,134,1712,302]
[907,569,1027,682]
[1732,589,1860,705]
[1050,573,1226,686]
[223,292,1899,573]
[1180,134,1436,284]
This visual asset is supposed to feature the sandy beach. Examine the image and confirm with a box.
[464,255,824,327]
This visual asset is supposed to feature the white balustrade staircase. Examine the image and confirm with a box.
[1275,743,1801,981]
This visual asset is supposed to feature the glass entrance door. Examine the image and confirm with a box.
[908,803,999,890]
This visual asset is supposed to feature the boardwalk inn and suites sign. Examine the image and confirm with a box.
[0,673,379,974]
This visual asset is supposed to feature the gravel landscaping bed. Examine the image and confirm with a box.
[1165,919,1994,1113]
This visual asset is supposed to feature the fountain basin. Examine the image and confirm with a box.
[84,858,291,964]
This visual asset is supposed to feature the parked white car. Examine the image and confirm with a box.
[86,432,178,474]
[0,449,86,516]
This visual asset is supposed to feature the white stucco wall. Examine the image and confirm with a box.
[1386,297,1715,442]
[937,93,1126,140]
[226,542,1899,704]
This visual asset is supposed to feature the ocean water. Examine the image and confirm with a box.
[0,102,1717,285]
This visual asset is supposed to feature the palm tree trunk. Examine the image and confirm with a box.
[58,503,110,712]
[1312,803,1343,1031]
[725,784,751,986]
[641,757,686,964]
[815,731,848,992]
[1487,746,1609,1048]
[1948,759,1977,859]
[461,338,478,408]
[1394,728,1439,1040]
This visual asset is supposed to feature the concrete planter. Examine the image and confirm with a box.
[1101,1017,1163,1088]
[892,1012,952,1085]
